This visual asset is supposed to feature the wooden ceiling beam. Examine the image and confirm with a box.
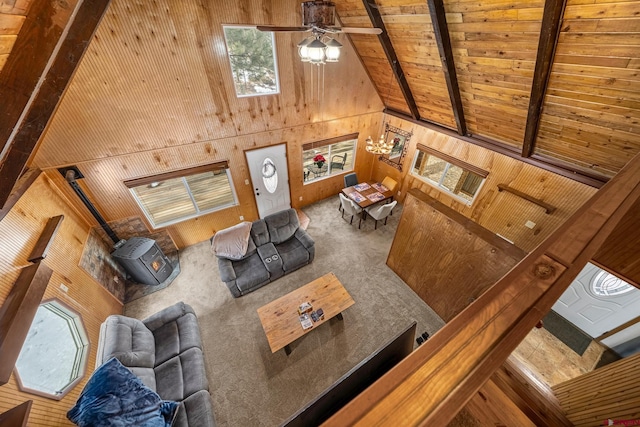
[362,0,420,120]
[522,0,567,157]
[386,108,609,188]
[0,0,111,208]
[427,0,467,136]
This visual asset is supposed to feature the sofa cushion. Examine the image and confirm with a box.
[250,219,270,246]
[211,221,253,260]
[67,357,178,427]
[233,252,270,293]
[147,311,204,366]
[172,390,216,427]
[265,209,299,244]
[129,366,157,391]
[99,315,155,368]
[275,237,310,272]
[154,348,209,402]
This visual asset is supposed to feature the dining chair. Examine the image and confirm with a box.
[381,176,398,196]
[344,173,358,188]
[365,200,397,230]
[339,193,363,229]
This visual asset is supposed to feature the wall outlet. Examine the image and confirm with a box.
[239,215,244,221]
[397,191,401,196]
[525,220,536,229]
[244,179,249,185]
[60,283,69,293]
[299,196,303,201]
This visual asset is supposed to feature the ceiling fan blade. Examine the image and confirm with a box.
[337,27,383,35]
[256,25,311,32]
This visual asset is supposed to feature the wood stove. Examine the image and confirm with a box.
[111,237,173,286]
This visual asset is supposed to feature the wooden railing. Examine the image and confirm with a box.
[323,152,640,426]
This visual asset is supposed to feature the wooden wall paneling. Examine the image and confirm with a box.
[0,174,122,425]
[374,115,597,252]
[32,0,381,168]
[0,0,33,73]
[593,194,640,286]
[38,112,381,249]
[0,0,109,208]
[553,353,640,427]
[535,0,640,178]
[446,0,544,147]
[387,189,526,321]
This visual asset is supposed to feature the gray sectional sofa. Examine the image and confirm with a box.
[97,302,215,427]
[213,208,315,297]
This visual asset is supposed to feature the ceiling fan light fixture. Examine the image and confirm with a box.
[306,38,327,64]
[297,37,313,62]
[324,37,342,62]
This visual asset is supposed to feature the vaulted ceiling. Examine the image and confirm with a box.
[1,0,639,194]
[333,0,640,181]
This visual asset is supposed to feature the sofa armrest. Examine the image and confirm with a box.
[257,242,284,275]
[142,302,195,332]
[294,227,315,250]
[217,258,237,283]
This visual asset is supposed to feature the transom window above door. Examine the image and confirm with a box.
[223,25,280,97]
[125,162,237,228]
[302,133,358,184]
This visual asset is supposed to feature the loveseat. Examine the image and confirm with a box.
[96,302,216,427]
[212,208,315,297]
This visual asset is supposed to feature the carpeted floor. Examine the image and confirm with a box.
[125,196,445,426]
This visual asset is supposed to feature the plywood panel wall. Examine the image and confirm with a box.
[0,174,123,426]
[553,353,640,427]
[388,189,526,321]
[536,0,640,177]
[371,115,597,252]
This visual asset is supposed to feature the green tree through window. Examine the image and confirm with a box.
[223,26,279,96]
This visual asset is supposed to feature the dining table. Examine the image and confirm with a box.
[341,180,394,209]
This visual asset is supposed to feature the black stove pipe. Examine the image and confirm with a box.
[64,169,121,245]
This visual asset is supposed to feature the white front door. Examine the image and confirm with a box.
[552,262,640,339]
[245,144,291,218]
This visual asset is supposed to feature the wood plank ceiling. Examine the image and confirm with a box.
[335,0,640,181]
[0,0,33,71]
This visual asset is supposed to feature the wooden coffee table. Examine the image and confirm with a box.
[257,272,355,355]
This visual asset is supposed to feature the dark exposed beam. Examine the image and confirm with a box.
[362,0,420,120]
[427,0,467,136]
[0,0,111,207]
[0,167,40,222]
[385,108,609,188]
[522,0,567,157]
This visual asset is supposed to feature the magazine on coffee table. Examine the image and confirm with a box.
[371,182,389,193]
[367,192,385,202]
[348,192,366,203]
[354,183,371,191]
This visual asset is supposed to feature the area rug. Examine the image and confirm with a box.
[543,310,592,356]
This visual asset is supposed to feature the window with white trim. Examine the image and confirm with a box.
[223,25,280,97]
[125,163,237,228]
[302,133,358,183]
[410,145,487,205]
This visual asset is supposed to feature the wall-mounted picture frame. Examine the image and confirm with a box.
[379,124,412,171]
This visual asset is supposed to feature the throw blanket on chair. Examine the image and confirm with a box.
[211,221,253,260]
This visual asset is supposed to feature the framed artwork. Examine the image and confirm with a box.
[379,124,412,171]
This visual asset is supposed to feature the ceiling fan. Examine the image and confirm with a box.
[257,1,381,64]
[256,1,382,36]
